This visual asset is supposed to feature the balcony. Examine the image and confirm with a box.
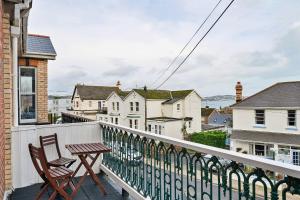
[10,121,300,200]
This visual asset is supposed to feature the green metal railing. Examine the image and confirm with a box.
[101,123,300,200]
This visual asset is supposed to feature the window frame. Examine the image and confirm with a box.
[135,102,139,112]
[19,66,37,124]
[112,102,115,111]
[287,110,296,127]
[134,119,138,129]
[177,103,180,111]
[130,102,134,112]
[255,109,265,125]
[129,119,133,128]
[116,102,119,111]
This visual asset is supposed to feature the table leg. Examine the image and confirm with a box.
[79,154,107,195]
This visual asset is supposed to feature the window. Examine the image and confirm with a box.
[98,101,102,110]
[19,67,36,123]
[115,118,118,125]
[135,102,139,112]
[130,102,134,112]
[112,102,115,110]
[148,125,151,132]
[278,145,291,155]
[255,110,265,125]
[255,144,265,156]
[288,110,296,127]
[188,121,192,128]
[177,104,180,111]
[134,119,138,129]
[158,125,162,134]
[117,102,120,111]
[111,117,113,123]
[89,101,92,107]
[129,119,133,128]
[155,125,158,134]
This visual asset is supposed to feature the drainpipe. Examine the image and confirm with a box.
[11,0,31,126]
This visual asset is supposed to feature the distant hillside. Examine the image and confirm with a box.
[203,95,235,101]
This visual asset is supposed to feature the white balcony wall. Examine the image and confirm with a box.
[12,122,101,189]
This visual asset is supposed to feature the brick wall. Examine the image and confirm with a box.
[2,12,12,190]
[0,1,5,199]
[19,58,49,123]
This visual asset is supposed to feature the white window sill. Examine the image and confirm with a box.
[253,124,266,128]
[286,127,298,131]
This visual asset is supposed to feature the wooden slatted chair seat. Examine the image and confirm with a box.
[40,133,76,168]
[48,166,73,179]
[49,157,76,167]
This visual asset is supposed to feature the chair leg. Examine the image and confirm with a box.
[35,183,49,200]
[48,191,57,200]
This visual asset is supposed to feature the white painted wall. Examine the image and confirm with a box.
[184,91,202,133]
[233,109,300,134]
[11,122,101,188]
[162,104,173,117]
[147,100,164,118]
[147,120,184,140]
[124,91,146,130]
[48,98,72,116]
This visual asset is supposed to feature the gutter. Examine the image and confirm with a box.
[10,0,32,127]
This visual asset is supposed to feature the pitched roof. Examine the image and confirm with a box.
[74,85,119,100]
[117,91,131,99]
[134,89,193,100]
[231,81,300,108]
[162,98,181,104]
[25,34,56,59]
[171,90,193,98]
[201,108,215,117]
[134,89,171,99]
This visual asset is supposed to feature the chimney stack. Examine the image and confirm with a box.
[235,81,243,103]
[116,80,121,89]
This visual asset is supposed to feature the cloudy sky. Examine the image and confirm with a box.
[28,0,300,97]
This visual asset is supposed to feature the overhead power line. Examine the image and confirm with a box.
[155,0,236,89]
[149,0,223,88]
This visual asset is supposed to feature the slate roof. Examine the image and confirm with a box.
[26,34,56,58]
[73,85,119,100]
[201,108,215,117]
[134,89,194,101]
[231,81,300,108]
[231,130,300,146]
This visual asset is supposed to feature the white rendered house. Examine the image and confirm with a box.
[98,89,202,140]
[231,81,300,165]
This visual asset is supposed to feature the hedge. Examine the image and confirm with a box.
[190,131,226,149]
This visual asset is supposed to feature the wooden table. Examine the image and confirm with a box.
[65,143,111,196]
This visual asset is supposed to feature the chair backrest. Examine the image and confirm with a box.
[28,144,49,183]
[40,133,62,162]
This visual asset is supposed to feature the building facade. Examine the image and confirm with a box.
[70,84,120,120]
[48,95,71,116]
[0,0,56,197]
[231,81,300,165]
[98,89,202,140]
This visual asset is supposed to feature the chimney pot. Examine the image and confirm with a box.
[235,81,243,103]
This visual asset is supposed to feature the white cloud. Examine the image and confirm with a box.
[28,0,300,96]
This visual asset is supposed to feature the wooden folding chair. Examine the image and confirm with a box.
[40,133,76,168]
[29,143,75,200]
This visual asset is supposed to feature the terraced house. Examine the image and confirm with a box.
[97,88,202,139]
[231,81,300,166]
[0,0,56,198]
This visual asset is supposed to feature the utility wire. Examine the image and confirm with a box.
[155,0,236,89]
[150,0,223,88]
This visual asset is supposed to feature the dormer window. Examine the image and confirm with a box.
[130,102,134,112]
[112,102,115,110]
[255,110,265,125]
[288,110,296,127]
